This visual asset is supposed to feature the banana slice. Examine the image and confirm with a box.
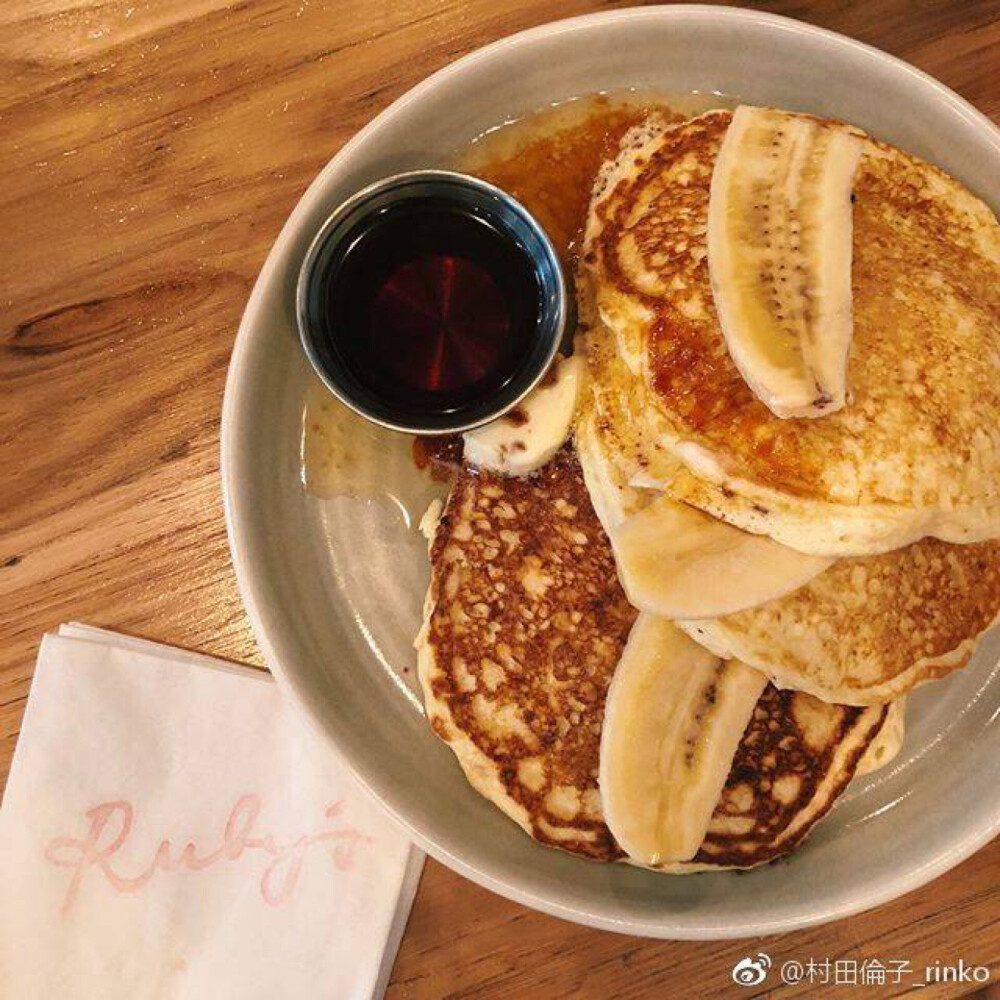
[708,105,863,419]
[609,494,832,618]
[599,615,767,864]
[464,355,582,476]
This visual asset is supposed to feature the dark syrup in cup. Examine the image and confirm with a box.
[329,202,540,413]
[298,172,566,434]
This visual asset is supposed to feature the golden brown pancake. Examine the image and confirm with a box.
[584,110,1000,556]
[417,450,886,868]
[418,449,634,860]
[682,686,884,869]
[575,349,1000,704]
[680,536,1000,704]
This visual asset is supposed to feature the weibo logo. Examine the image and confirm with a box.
[731,953,772,986]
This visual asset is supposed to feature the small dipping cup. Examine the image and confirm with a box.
[296,170,567,435]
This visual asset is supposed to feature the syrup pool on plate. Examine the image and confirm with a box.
[300,377,448,528]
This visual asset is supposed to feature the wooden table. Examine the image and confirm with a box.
[3,1,999,996]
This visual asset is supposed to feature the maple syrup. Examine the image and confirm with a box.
[323,201,541,416]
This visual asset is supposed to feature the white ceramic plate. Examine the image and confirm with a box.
[221,6,1000,938]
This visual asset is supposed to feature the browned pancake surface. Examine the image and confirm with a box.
[684,536,1000,703]
[425,448,634,859]
[695,688,873,867]
[422,452,885,867]
[586,110,1000,533]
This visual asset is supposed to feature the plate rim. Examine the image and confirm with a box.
[221,3,1000,939]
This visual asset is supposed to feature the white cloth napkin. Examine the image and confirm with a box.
[0,625,423,1000]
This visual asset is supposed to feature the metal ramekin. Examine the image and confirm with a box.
[296,169,567,435]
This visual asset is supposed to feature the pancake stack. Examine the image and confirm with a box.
[418,106,1000,870]
[417,450,889,869]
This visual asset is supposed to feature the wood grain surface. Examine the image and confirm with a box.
[2,2,1000,997]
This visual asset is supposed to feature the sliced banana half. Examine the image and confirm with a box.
[599,615,768,865]
[708,105,864,419]
[609,494,833,619]
[464,355,582,477]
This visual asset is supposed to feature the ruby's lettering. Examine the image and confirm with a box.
[44,795,371,915]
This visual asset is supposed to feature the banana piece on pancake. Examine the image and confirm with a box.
[707,106,862,419]
[599,615,766,864]
[577,391,1000,704]
[680,538,1000,704]
[577,355,831,619]
[464,355,583,477]
[417,449,888,869]
[609,494,831,619]
[583,109,1000,556]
